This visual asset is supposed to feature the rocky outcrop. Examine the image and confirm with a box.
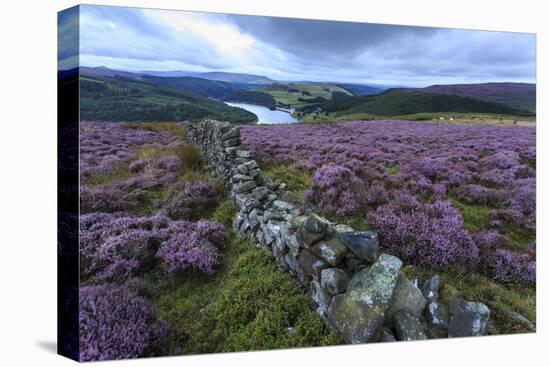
[184,120,492,344]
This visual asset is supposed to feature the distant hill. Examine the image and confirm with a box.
[321,89,532,117]
[79,74,257,123]
[140,70,276,85]
[398,82,535,112]
[80,67,274,108]
[198,71,276,85]
[336,83,385,96]
[79,66,146,80]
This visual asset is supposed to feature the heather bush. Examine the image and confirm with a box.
[79,284,169,361]
[491,249,535,286]
[304,164,365,217]
[367,192,479,269]
[80,212,227,280]
[157,219,227,274]
[163,180,220,220]
[473,230,506,249]
[80,185,126,213]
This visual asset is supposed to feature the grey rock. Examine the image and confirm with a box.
[289,216,308,232]
[225,147,238,156]
[222,137,240,147]
[237,164,248,174]
[248,209,261,231]
[286,233,301,256]
[310,280,332,318]
[333,223,355,235]
[233,180,256,193]
[338,231,379,263]
[345,257,368,274]
[422,275,440,302]
[264,209,286,221]
[252,186,269,201]
[285,326,297,335]
[232,173,253,182]
[328,254,402,344]
[265,220,283,238]
[296,215,329,247]
[448,297,490,337]
[311,238,348,266]
[426,301,449,331]
[321,268,350,296]
[393,311,427,341]
[381,327,396,342]
[304,214,331,233]
[235,150,251,158]
[234,194,260,212]
[249,168,261,177]
[233,158,249,166]
[244,160,258,171]
[273,200,294,212]
[284,252,299,273]
[386,273,427,322]
[298,249,328,280]
[221,127,240,141]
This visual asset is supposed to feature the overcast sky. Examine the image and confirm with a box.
[58,5,536,87]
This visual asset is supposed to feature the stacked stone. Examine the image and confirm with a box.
[183,120,492,344]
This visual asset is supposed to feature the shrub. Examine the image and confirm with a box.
[367,192,478,269]
[80,185,126,213]
[79,284,169,361]
[491,249,535,286]
[164,180,220,220]
[157,220,227,274]
[80,213,227,280]
[305,164,365,217]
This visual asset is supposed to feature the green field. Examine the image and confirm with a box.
[262,83,352,109]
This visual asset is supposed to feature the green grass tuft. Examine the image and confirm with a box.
[385,165,400,175]
[154,235,342,354]
[262,164,312,201]
[210,200,237,228]
[450,197,491,232]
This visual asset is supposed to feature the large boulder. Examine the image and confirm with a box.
[393,311,427,341]
[328,254,402,343]
[448,297,490,337]
[311,238,348,266]
[338,231,379,263]
[385,273,427,322]
[320,268,350,296]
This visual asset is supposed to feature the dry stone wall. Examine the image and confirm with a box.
[184,120,492,343]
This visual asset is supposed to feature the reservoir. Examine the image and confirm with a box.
[225,102,299,124]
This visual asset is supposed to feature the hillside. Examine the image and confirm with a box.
[79,74,257,123]
[336,83,385,96]
[320,90,532,117]
[398,82,535,112]
[261,83,352,109]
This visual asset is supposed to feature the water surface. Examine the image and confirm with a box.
[225,102,299,124]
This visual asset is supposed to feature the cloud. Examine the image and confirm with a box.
[67,5,536,86]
